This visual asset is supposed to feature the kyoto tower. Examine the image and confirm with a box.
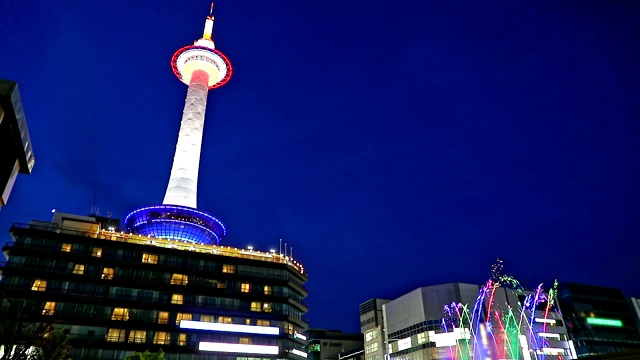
[124,4,232,245]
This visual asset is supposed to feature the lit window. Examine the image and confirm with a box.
[239,337,251,344]
[222,264,235,273]
[106,328,126,342]
[178,333,187,346]
[250,302,261,312]
[417,332,426,345]
[171,274,188,285]
[217,281,227,289]
[128,330,146,343]
[171,294,184,305]
[102,267,115,280]
[42,302,56,315]
[158,312,169,324]
[142,253,158,264]
[92,247,102,257]
[241,283,251,293]
[263,302,272,313]
[246,319,252,325]
[73,264,85,275]
[257,319,270,327]
[200,315,214,322]
[111,308,130,321]
[264,285,272,295]
[31,279,47,291]
[176,313,192,325]
[153,331,170,345]
[61,243,72,252]
[287,323,294,335]
[218,316,232,324]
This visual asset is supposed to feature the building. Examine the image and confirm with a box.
[365,283,576,360]
[338,346,364,360]
[1,212,308,360]
[359,298,388,360]
[558,283,640,358]
[307,329,363,360]
[0,79,35,209]
[1,6,309,360]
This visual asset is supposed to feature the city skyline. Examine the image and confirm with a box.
[1,0,639,334]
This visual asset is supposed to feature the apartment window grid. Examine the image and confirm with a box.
[154,331,170,345]
[158,311,169,324]
[106,328,126,342]
[61,243,72,252]
[222,264,236,273]
[170,274,189,285]
[42,302,56,315]
[171,294,184,305]
[31,279,47,291]
[142,253,158,264]
[176,313,192,325]
[102,267,115,280]
[241,283,251,293]
[128,330,146,343]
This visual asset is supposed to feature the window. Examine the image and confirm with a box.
[176,313,192,325]
[366,330,378,342]
[31,279,47,291]
[246,319,252,325]
[92,247,102,257]
[178,333,187,346]
[142,253,158,264]
[73,264,85,275]
[366,343,379,354]
[250,302,261,312]
[239,337,251,344]
[417,332,426,345]
[217,281,227,289]
[263,302,272,313]
[42,302,56,315]
[111,308,130,321]
[171,294,184,305]
[200,315,214,322]
[222,264,235,273]
[128,330,146,343]
[106,328,126,342]
[287,323,294,335]
[102,267,115,280]
[61,243,72,252]
[153,331,170,345]
[158,311,169,324]
[218,316,232,324]
[241,283,251,293]
[257,320,270,327]
[171,274,188,285]
[264,285,272,295]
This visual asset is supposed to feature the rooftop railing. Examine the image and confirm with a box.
[10,223,306,277]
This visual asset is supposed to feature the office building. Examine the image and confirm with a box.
[307,329,363,360]
[1,212,308,360]
[0,79,35,209]
[558,283,640,358]
[359,298,388,360]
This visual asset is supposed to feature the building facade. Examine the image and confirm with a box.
[0,213,308,360]
[359,298,388,360]
[0,79,35,209]
[558,282,640,358]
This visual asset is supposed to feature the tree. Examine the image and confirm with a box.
[123,350,165,360]
[0,293,71,360]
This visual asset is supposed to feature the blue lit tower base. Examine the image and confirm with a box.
[124,205,226,245]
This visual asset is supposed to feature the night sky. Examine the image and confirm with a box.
[1,0,639,334]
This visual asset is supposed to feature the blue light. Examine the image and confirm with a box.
[124,205,226,245]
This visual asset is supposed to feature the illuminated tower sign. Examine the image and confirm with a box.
[124,4,232,245]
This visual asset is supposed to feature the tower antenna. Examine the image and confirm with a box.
[210,2,214,16]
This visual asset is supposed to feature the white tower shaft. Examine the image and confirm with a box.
[163,69,210,208]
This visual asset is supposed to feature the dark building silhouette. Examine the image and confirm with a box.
[558,282,640,358]
[0,79,35,209]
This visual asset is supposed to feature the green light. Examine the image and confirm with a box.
[586,317,623,327]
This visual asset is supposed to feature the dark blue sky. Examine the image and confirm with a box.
[2,0,639,333]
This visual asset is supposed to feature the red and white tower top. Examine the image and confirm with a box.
[170,3,233,89]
